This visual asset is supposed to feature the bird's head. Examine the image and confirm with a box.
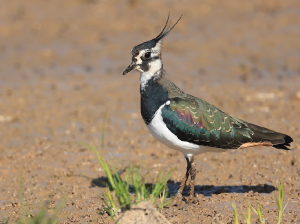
[123,15,182,76]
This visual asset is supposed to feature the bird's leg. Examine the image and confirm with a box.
[187,155,196,204]
[171,156,191,205]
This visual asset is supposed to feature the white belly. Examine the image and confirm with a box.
[147,102,228,156]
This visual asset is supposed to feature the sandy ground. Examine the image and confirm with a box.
[1,0,300,223]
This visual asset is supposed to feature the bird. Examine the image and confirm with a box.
[123,15,293,205]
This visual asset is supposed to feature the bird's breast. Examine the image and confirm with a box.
[140,77,169,124]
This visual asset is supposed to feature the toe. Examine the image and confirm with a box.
[171,194,183,206]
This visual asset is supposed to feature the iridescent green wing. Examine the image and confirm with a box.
[161,96,254,149]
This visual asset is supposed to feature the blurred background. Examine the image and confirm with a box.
[1,0,300,222]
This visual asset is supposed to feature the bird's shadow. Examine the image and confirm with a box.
[167,180,276,197]
[90,177,276,197]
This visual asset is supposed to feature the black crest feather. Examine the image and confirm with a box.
[130,14,183,56]
[154,14,183,42]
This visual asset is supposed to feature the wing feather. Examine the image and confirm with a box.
[161,96,292,150]
[162,96,256,149]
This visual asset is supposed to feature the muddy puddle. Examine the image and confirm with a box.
[1,0,300,223]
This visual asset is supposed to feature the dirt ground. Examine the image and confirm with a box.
[1,0,300,223]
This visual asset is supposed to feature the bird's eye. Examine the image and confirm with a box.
[144,52,151,59]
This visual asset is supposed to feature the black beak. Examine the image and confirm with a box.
[123,62,137,75]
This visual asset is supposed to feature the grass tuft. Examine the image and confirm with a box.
[75,142,172,218]
[275,181,288,224]
[251,201,263,224]
[232,181,287,224]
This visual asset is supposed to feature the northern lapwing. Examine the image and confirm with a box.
[123,15,293,205]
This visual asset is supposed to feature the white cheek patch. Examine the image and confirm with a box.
[135,50,145,65]
[148,60,162,74]
[134,44,162,76]
[139,59,162,90]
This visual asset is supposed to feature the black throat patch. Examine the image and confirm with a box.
[140,75,169,125]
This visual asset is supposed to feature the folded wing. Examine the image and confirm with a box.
[161,96,292,150]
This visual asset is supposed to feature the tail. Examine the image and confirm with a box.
[246,123,293,150]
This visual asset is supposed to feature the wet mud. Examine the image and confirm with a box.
[1,0,300,223]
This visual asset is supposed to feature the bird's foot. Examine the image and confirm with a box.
[187,195,197,205]
[171,193,184,206]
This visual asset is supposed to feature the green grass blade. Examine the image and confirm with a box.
[232,202,239,224]
[257,202,263,224]
[276,181,286,224]
[243,201,251,224]
[151,170,173,204]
